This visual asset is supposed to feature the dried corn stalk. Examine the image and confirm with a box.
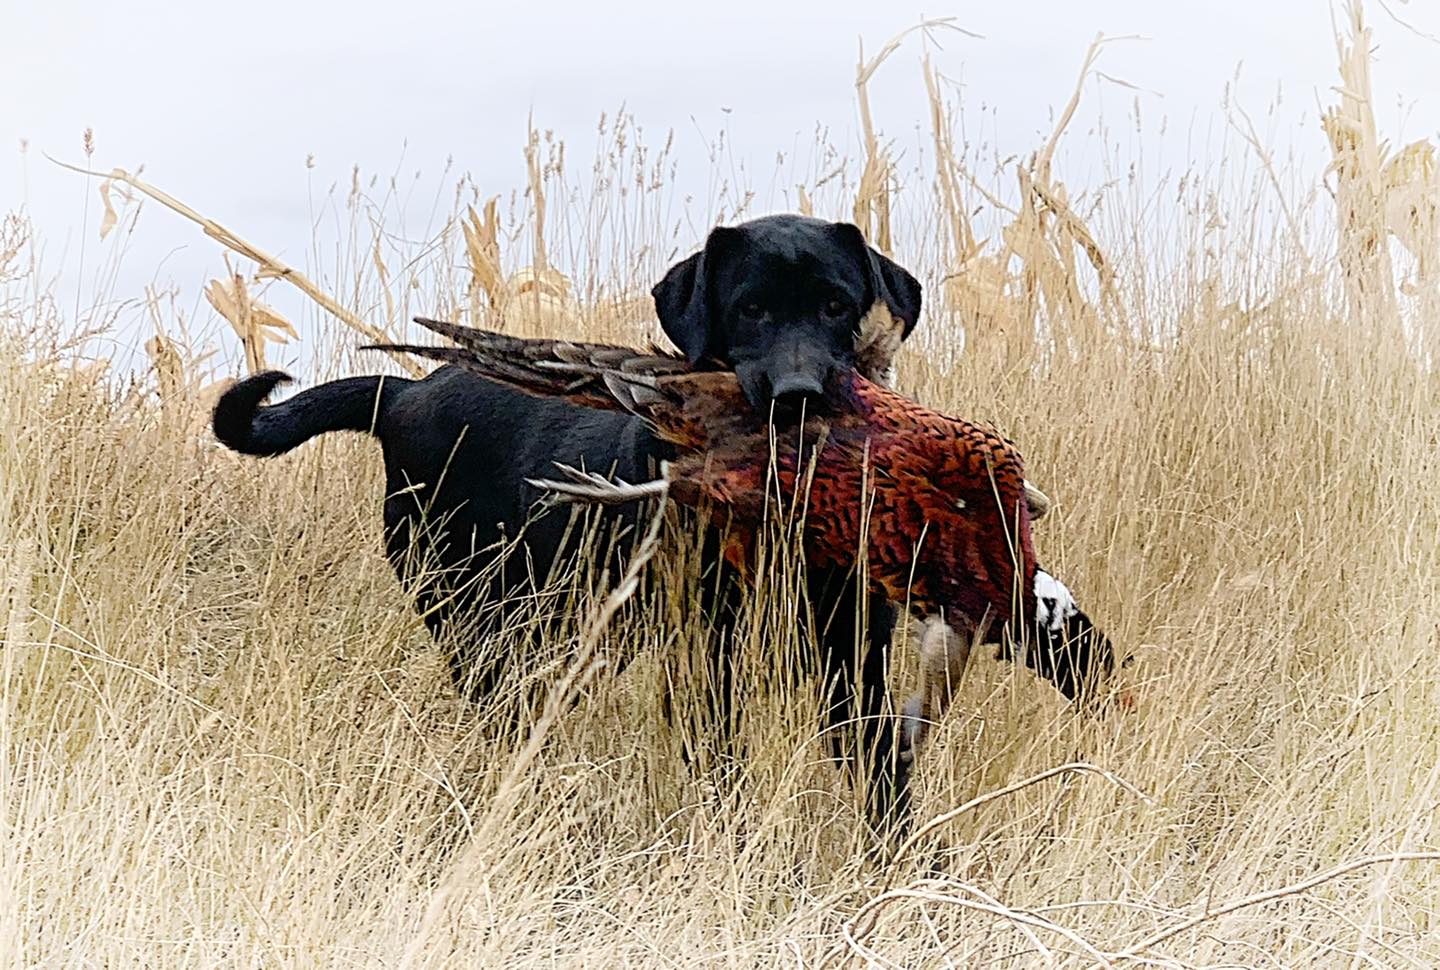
[144,289,228,437]
[1007,165,1115,341]
[145,329,185,406]
[98,177,120,240]
[205,265,298,374]
[851,20,975,256]
[1322,0,1397,325]
[504,265,583,336]
[795,184,814,217]
[1322,2,1440,327]
[48,160,427,378]
[925,56,1030,352]
[463,199,505,307]
[931,34,1118,360]
[141,348,226,438]
[458,146,647,342]
[1383,140,1440,284]
[461,199,585,339]
[852,29,908,255]
[924,55,977,265]
[525,123,550,277]
[1011,35,1116,345]
[1321,1,1440,339]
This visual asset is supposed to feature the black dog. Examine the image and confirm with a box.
[215,214,927,825]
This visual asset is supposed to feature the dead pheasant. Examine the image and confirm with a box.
[371,317,1117,754]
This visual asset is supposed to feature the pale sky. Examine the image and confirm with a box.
[3,0,1437,372]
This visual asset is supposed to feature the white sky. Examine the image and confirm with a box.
[3,0,1438,370]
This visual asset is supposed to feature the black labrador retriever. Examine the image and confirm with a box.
[215,214,926,825]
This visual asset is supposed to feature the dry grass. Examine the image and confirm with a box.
[4,9,1440,967]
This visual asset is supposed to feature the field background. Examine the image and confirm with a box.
[3,7,1439,967]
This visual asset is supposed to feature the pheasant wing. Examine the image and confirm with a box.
[413,316,686,374]
[369,321,761,450]
[365,317,685,411]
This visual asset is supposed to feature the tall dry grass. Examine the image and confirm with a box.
[3,9,1440,966]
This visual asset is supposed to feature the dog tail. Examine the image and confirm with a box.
[212,370,406,457]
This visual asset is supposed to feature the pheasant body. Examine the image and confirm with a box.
[656,378,1039,639]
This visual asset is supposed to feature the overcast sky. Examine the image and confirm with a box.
[3,0,1437,371]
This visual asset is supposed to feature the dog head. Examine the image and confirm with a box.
[652,214,922,413]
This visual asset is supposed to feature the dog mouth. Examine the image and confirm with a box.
[769,384,827,421]
[734,360,830,417]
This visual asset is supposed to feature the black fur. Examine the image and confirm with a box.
[213,371,396,456]
[214,214,925,829]
[652,216,922,409]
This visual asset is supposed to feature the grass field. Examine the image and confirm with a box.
[3,11,1440,967]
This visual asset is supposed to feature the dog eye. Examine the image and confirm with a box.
[822,300,849,320]
[738,303,764,322]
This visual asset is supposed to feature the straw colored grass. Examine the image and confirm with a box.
[3,8,1439,967]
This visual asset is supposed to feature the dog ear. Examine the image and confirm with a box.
[869,247,923,338]
[652,226,744,362]
[652,250,707,361]
[830,222,923,338]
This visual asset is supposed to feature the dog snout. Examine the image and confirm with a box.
[770,372,825,406]
[765,335,833,415]
[770,372,824,399]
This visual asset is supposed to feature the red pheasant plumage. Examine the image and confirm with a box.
[666,375,1038,639]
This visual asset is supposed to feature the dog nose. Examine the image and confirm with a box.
[769,373,824,405]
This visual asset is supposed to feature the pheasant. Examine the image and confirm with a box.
[371,317,1117,755]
